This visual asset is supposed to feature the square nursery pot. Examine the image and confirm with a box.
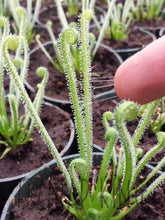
[0,102,75,213]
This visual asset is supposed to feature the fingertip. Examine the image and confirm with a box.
[114,36,165,104]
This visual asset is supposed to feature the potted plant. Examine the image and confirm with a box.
[2,5,165,218]
[131,0,165,35]
[0,0,8,16]
[9,0,43,45]
[93,0,157,61]
[0,15,75,212]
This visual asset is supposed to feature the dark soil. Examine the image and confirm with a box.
[0,103,73,179]
[103,25,155,49]
[10,159,165,220]
[11,165,74,220]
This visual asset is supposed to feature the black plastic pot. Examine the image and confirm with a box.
[139,26,163,39]
[94,88,118,101]
[158,27,165,38]
[1,152,104,220]
[113,28,156,61]
[27,41,122,113]
[0,102,75,212]
[147,161,165,173]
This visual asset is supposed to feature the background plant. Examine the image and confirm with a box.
[64,0,80,17]
[0,0,8,16]
[36,0,120,74]
[9,0,42,45]
[0,16,48,158]
[104,0,133,41]
[131,0,165,21]
[35,0,100,74]
[150,98,165,133]
[35,20,95,74]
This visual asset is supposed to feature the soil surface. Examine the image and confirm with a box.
[101,24,156,50]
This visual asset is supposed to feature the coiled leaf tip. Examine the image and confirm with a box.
[63,28,78,45]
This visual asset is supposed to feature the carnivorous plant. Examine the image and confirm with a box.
[36,0,117,74]
[0,0,8,16]
[104,0,133,41]
[9,0,42,44]
[3,7,165,220]
[131,0,165,21]
[0,16,48,158]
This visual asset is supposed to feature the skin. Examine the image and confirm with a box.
[114,35,165,104]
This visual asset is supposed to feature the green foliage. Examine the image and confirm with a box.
[36,0,97,75]
[56,8,165,220]
[150,98,165,133]
[0,16,48,158]
[8,0,42,45]
[104,0,133,41]
[0,0,8,16]
[132,0,165,21]
[37,0,117,74]
[64,0,80,17]
[35,20,86,74]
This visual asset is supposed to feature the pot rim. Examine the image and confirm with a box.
[113,27,156,53]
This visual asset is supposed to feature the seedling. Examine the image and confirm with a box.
[9,0,42,44]
[0,0,8,16]
[105,0,133,41]
[150,98,165,133]
[0,16,48,158]
[131,0,165,21]
[64,0,79,17]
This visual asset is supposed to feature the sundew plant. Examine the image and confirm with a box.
[0,16,48,158]
[63,0,80,17]
[131,0,165,21]
[150,98,165,134]
[35,20,95,74]
[4,5,165,220]
[36,0,117,74]
[104,0,133,41]
[0,0,8,16]
[35,0,97,74]
[9,0,42,44]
